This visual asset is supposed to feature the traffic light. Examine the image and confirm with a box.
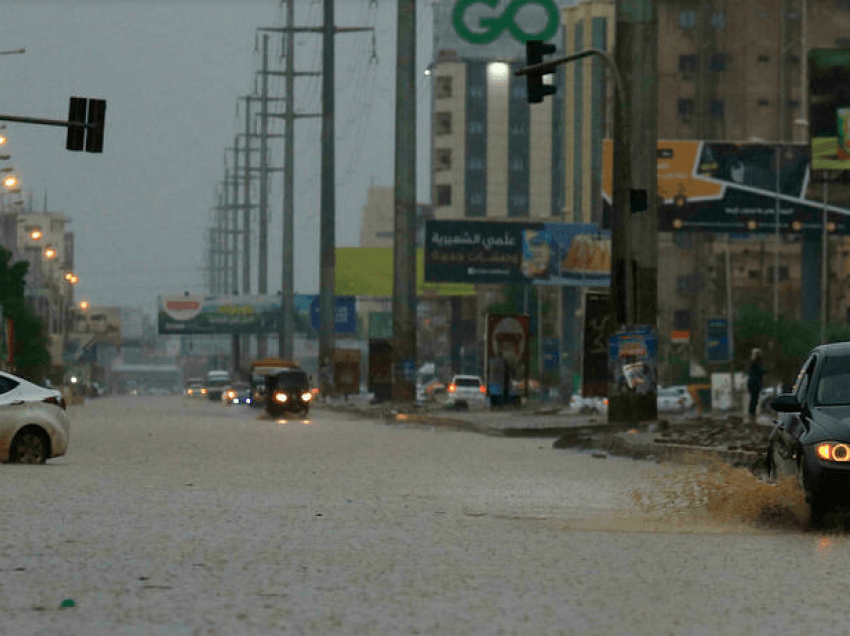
[65,97,107,153]
[66,97,87,151]
[85,99,106,153]
[525,39,557,104]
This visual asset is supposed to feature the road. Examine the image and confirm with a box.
[1,395,847,635]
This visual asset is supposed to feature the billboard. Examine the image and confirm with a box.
[335,247,476,297]
[809,48,850,176]
[158,294,357,335]
[485,313,530,398]
[424,220,610,287]
[602,139,850,234]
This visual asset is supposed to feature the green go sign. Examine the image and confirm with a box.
[452,0,560,45]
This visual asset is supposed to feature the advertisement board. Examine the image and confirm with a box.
[158,294,356,335]
[809,48,850,176]
[485,313,530,399]
[601,139,850,233]
[705,317,730,363]
[581,290,613,398]
[425,220,610,286]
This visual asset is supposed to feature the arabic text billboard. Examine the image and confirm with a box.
[424,220,610,287]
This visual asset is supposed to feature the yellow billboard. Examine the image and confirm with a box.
[335,247,476,297]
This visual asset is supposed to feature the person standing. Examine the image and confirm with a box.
[747,348,765,422]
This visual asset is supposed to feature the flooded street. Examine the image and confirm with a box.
[1,396,847,635]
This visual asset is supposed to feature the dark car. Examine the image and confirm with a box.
[265,369,312,418]
[767,341,850,526]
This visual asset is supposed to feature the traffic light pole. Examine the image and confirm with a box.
[516,0,658,423]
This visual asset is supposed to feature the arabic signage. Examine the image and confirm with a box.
[424,220,610,287]
[581,291,613,398]
[602,139,850,234]
[705,317,730,363]
[809,48,850,176]
[158,294,357,335]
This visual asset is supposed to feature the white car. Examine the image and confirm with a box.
[656,385,695,413]
[0,371,71,464]
[447,375,486,404]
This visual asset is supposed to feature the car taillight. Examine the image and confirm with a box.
[44,396,67,410]
[479,385,486,393]
[448,384,456,393]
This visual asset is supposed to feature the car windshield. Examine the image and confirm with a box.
[274,371,309,389]
[816,357,850,405]
[455,378,481,388]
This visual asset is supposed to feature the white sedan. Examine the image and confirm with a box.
[0,371,71,464]
[656,385,695,413]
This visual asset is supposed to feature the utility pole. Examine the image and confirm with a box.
[393,0,416,401]
[259,11,322,360]
[320,0,336,396]
[260,3,373,376]
[608,0,658,422]
[237,96,257,295]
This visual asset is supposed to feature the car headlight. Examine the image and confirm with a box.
[301,392,312,402]
[815,442,850,462]
[274,392,288,403]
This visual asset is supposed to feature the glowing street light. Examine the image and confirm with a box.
[78,300,90,311]
[43,246,57,260]
[29,228,43,241]
[3,174,18,189]
[64,272,79,285]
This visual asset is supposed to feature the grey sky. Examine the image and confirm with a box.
[0,0,434,315]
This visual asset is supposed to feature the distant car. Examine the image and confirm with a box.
[656,385,695,413]
[223,382,252,406]
[184,380,206,398]
[569,393,608,415]
[447,375,486,404]
[416,377,446,402]
[204,370,231,401]
[767,341,850,527]
[0,370,71,464]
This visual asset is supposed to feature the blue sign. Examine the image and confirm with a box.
[309,295,357,335]
[542,338,559,371]
[706,317,730,363]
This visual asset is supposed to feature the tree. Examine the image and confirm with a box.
[734,303,850,388]
[0,247,51,380]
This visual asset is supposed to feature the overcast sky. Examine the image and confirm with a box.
[0,0,434,315]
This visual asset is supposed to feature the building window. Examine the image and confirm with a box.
[435,112,452,135]
[467,120,484,134]
[469,85,485,98]
[679,10,696,28]
[710,100,725,118]
[434,148,451,172]
[787,99,800,110]
[510,123,527,135]
[748,269,761,279]
[436,185,451,206]
[673,309,691,330]
[678,55,698,73]
[469,192,484,205]
[768,265,790,281]
[757,98,770,107]
[468,157,485,170]
[678,98,695,118]
[757,54,770,63]
[511,83,526,99]
[711,11,726,29]
[709,53,727,71]
[435,76,452,98]
[509,158,525,171]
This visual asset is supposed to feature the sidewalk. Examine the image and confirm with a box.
[315,396,773,472]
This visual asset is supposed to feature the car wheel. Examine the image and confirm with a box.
[10,428,49,464]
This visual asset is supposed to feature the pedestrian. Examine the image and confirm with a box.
[747,348,764,422]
